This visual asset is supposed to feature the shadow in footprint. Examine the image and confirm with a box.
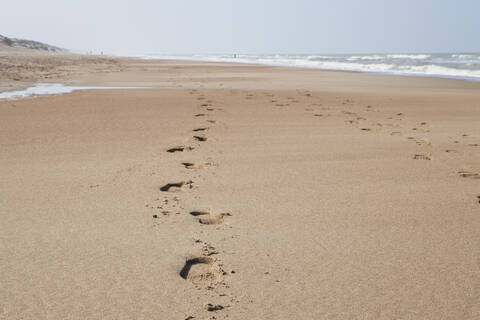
[413,154,432,160]
[182,162,203,169]
[190,211,210,216]
[458,171,480,179]
[166,146,193,153]
[193,127,209,132]
[160,181,191,192]
[194,135,207,142]
[204,304,225,312]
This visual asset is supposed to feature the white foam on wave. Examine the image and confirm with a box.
[0,83,145,99]
[317,61,396,72]
[387,54,431,59]
[347,55,384,61]
[397,64,480,78]
[313,61,480,80]
[451,54,476,59]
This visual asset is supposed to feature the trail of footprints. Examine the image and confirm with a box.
[156,90,237,318]
[152,89,479,317]
[275,90,480,207]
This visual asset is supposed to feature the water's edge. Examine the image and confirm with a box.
[134,53,480,82]
[0,83,147,99]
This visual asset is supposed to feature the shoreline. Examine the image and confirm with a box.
[2,55,480,98]
[131,53,480,82]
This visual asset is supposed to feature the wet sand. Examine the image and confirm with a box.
[1,57,479,319]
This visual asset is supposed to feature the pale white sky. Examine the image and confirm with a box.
[1,0,478,54]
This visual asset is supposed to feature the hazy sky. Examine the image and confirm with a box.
[1,0,478,54]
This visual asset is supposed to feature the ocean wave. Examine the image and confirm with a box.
[136,53,480,81]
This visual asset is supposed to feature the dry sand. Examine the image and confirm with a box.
[0,56,479,319]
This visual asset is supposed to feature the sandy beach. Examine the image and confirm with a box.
[1,55,479,319]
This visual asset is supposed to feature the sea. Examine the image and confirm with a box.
[137,53,480,81]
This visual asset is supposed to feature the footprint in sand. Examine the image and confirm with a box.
[179,256,222,285]
[195,113,206,117]
[160,181,193,192]
[166,146,194,153]
[182,162,205,169]
[207,120,217,124]
[190,211,231,225]
[407,137,431,146]
[193,127,209,132]
[194,135,208,142]
[204,304,225,312]
[458,171,480,179]
[413,153,432,160]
